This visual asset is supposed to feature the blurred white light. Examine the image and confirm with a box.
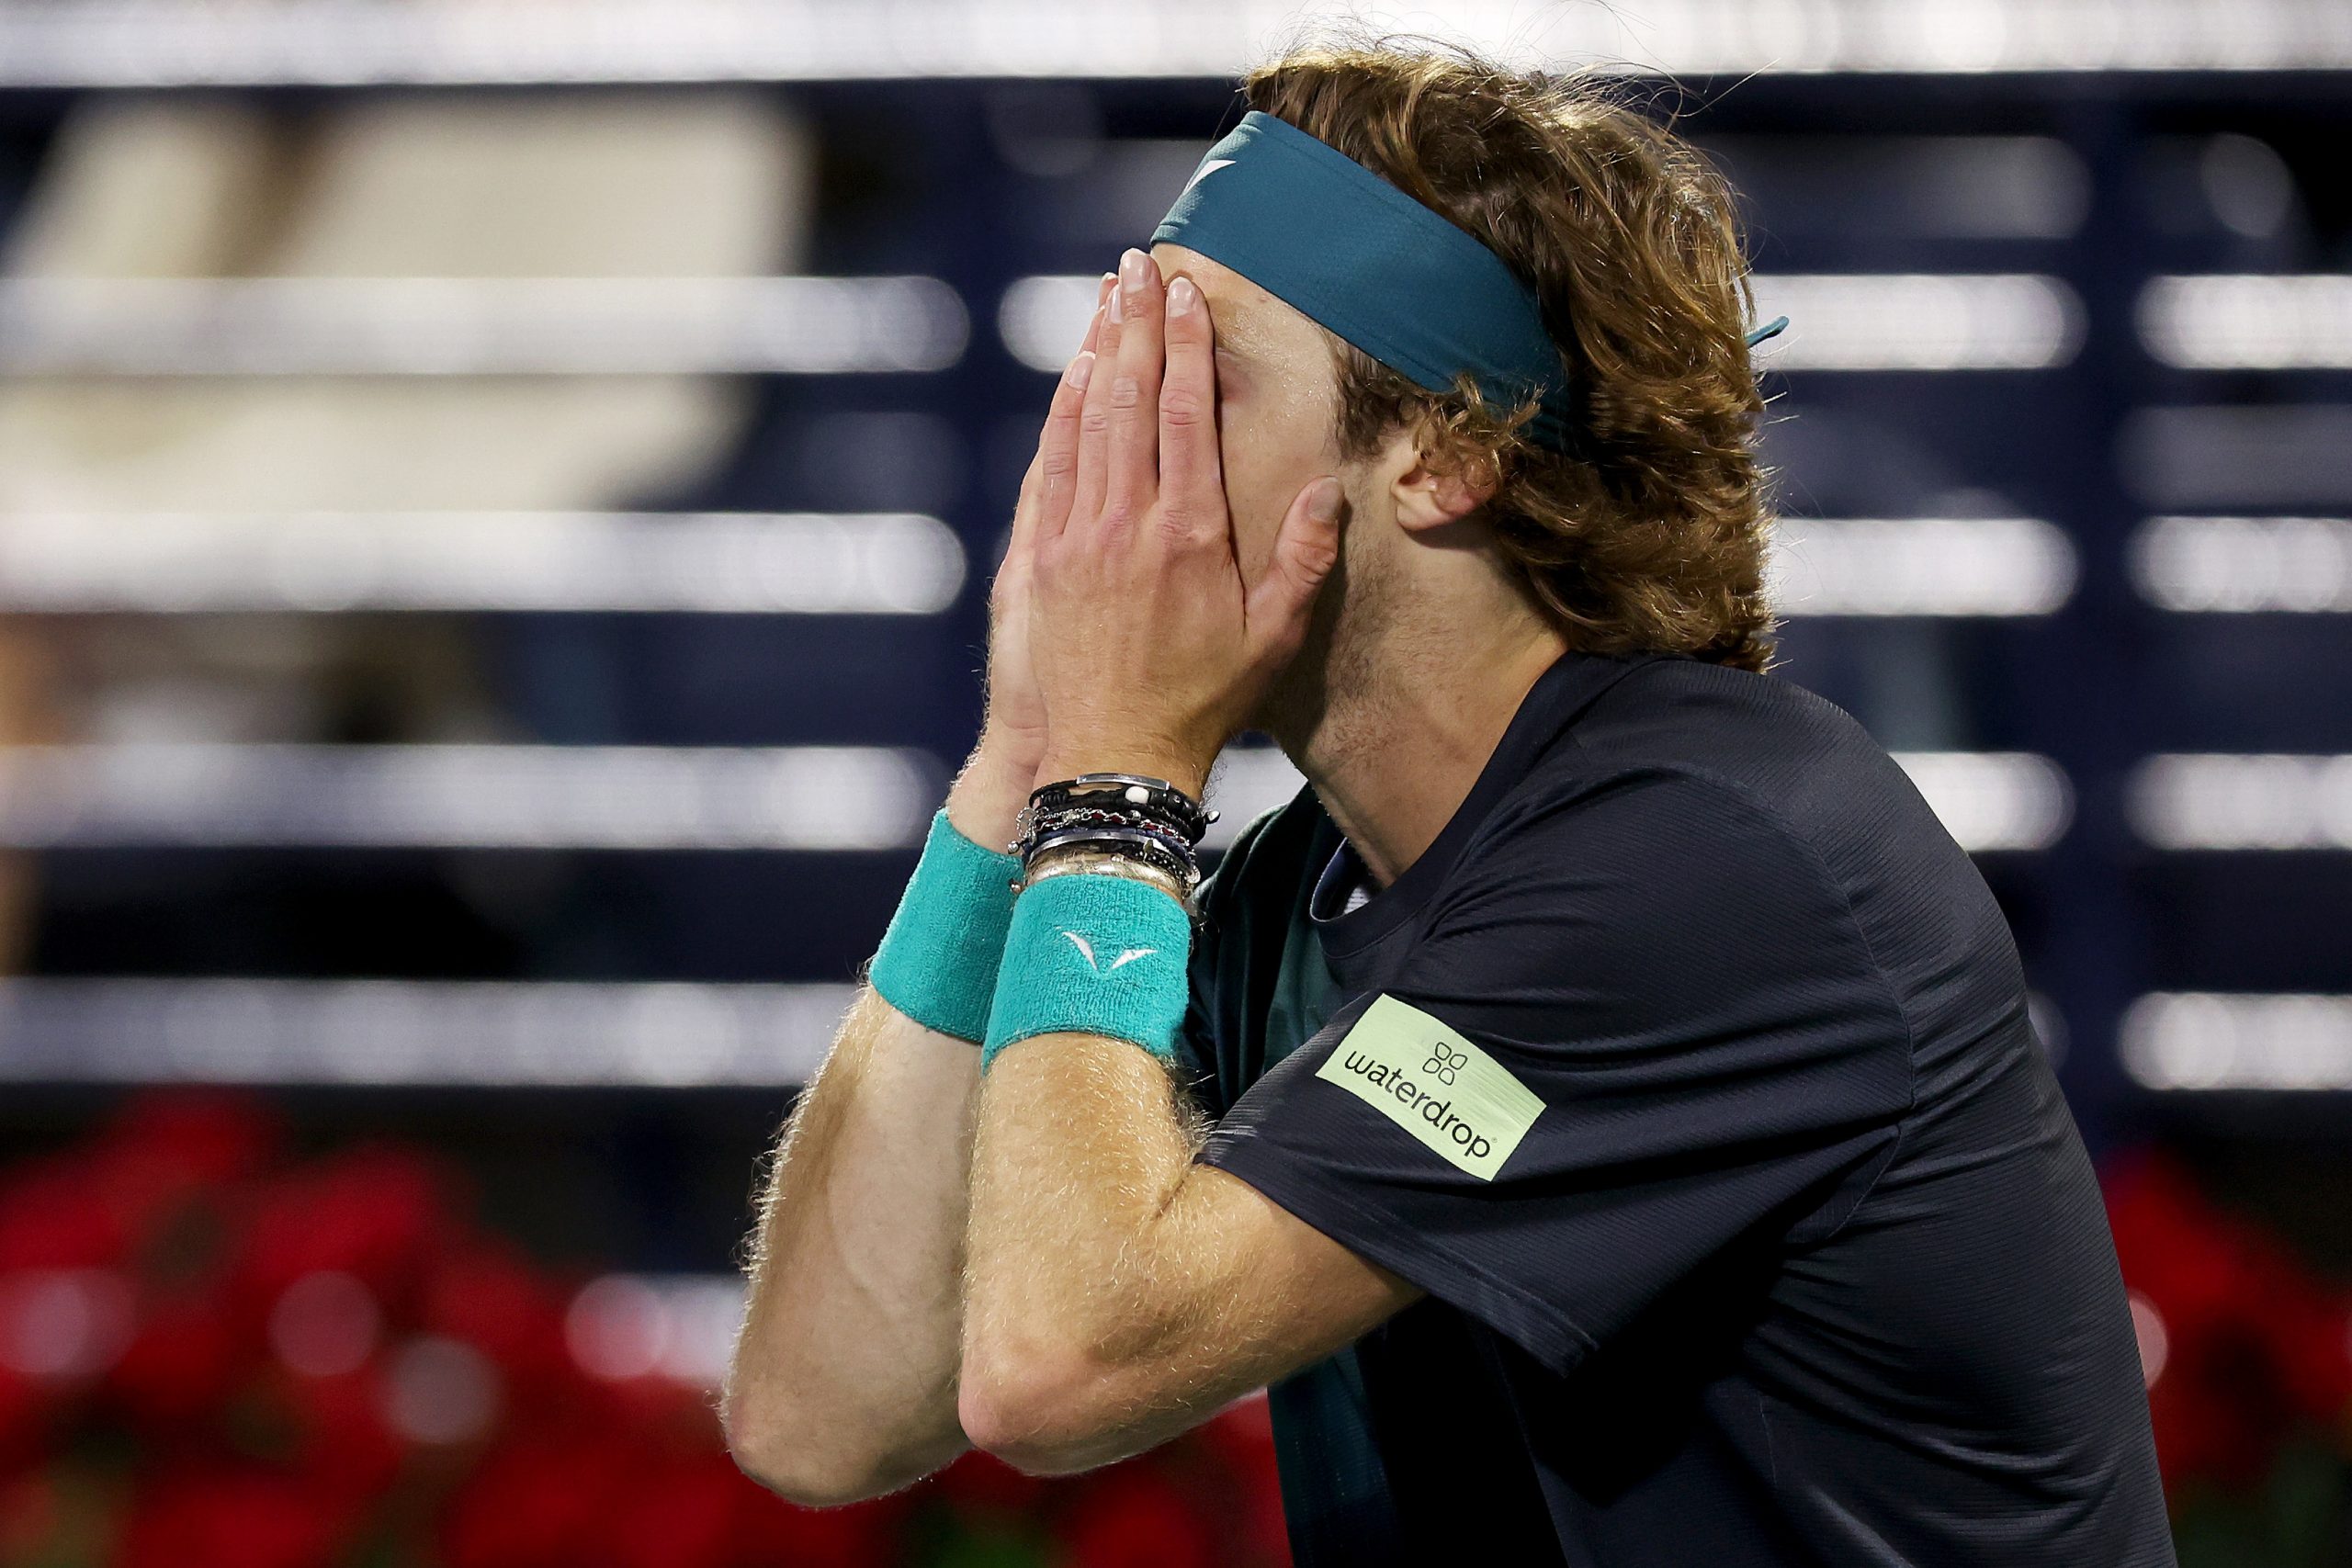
[2128,753,2352,849]
[1768,517,2076,615]
[0,978,856,1086]
[0,738,2060,851]
[0,512,964,615]
[269,1271,382,1377]
[385,1335,499,1445]
[0,1269,136,1381]
[569,1274,745,1387]
[2131,515,2352,611]
[2128,1292,2169,1388]
[1890,751,2073,852]
[2140,276,2352,369]
[1748,276,2083,370]
[0,2,2348,86]
[2121,991,2352,1089]
[0,744,939,850]
[648,1276,752,1388]
[1013,272,2084,375]
[0,277,966,376]
[565,1275,671,1381]
[999,274,1107,374]
[1202,745,1308,852]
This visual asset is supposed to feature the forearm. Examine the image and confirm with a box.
[962,1027,1415,1479]
[967,1032,1193,1352]
[722,753,1030,1504]
[961,1030,1221,1466]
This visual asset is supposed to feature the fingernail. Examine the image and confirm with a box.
[1107,283,1121,324]
[1120,248,1149,293]
[1169,276,1198,316]
[1309,479,1341,521]
[1067,351,1093,390]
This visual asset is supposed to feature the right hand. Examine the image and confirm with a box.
[978,271,1118,775]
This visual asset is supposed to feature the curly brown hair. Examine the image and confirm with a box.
[1239,26,1781,673]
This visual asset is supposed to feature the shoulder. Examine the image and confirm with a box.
[1408,763,1915,1121]
[1442,761,1853,946]
[1495,658,1957,893]
[1577,657,1904,789]
[1433,669,1919,1018]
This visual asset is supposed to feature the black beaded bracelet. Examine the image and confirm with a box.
[1019,803,1195,861]
[1016,833,1209,929]
[1023,823,1200,895]
[1019,773,1216,850]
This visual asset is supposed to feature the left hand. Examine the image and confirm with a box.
[1026,248,1344,800]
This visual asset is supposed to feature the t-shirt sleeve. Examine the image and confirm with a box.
[1193,769,1916,1379]
[1169,921,1220,1093]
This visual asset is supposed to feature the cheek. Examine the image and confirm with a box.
[1216,411,1323,580]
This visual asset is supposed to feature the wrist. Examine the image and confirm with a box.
[947,740,1042,852]
[1021,841,1194,912]
[1035,745,1212,806]
[867,807,1023,1045]
[981,868,1195,1074]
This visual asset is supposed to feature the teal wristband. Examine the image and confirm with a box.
[868,807,1023,1043]
[980,871,1193,1074]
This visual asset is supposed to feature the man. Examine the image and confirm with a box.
[723,35,2175,1567]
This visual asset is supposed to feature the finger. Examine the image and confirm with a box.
[1244,477,1344,667]
[1069,265,1125,536]
[1021,349,1098,570]
[1159,273,1224,538]
[1080,269,1114,354]
[1104,248,1166,527]
[1030,278,1110,549]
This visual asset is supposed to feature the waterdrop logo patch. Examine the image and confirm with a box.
[1315,995,1543,1181]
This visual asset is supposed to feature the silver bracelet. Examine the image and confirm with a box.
[1017,844,1194,913]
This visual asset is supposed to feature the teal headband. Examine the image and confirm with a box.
[1148,109,1788,454]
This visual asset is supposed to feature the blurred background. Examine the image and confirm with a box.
[0,2,2346,1564]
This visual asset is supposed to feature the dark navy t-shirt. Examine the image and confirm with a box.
[1172,648,2173,1568]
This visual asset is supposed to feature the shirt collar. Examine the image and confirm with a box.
[1308,646,1670,961]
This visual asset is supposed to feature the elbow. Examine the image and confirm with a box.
[956,1342,1102,1477]
[722,1389,891,1509]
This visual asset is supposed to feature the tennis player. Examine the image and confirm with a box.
[725,35,2176,1567]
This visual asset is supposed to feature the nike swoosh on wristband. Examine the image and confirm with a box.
[1058,930,1159,973]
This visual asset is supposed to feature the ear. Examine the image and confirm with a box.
[1387,437,1500,537]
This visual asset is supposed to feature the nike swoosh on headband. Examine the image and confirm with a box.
[1181,158,1235,196]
